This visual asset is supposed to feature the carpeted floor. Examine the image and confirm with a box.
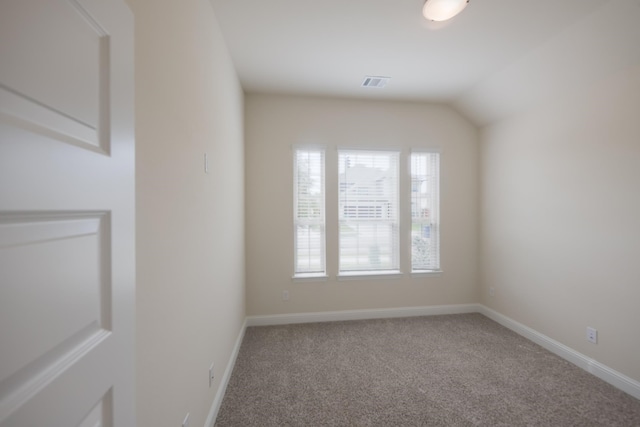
[215,313,640,426]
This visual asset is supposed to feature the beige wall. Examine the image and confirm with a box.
[480,64,640,382]
[476,0,640,384]
[126,0,245,425]
[456,0,640,127]
[245,94,479,316]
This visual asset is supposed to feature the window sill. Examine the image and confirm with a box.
[337,271,402,281]
[292,274,329,283]
[411,270,443,278]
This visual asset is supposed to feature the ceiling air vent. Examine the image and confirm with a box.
[361,76,390,88]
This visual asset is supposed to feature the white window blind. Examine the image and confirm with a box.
[294,148,325,276]
[338,150,399,274]
[411,152,440,271]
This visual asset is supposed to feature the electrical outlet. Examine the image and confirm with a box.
[182,413,190,427]
[209,362,215,387]
[282,290,289,301]
[586,327,597,344]
[489,287,495,297]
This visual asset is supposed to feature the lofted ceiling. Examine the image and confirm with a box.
[209,0,611,114]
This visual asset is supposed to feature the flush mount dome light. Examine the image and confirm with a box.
[422,0,469,22]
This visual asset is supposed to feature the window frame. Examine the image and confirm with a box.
[337,148,401,277]
[293,146,327,279]
[409,150,441,274]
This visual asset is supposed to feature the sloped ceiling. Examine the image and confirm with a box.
[455,0,640,125]
[210,0,640,126]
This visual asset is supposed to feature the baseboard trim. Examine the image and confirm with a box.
[205,318,247,427]
[246,303,480,327]
[477,305,640,400]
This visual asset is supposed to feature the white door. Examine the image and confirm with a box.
[0,0,135,426]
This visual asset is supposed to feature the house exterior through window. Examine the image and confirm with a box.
[338,150,400,275]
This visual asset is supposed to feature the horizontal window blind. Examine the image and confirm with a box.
[294,148,325,276]
[411,152,440,271]
[338,150,399,273]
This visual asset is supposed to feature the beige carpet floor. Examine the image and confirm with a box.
[215,313,640,426]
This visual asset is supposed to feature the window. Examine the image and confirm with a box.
[338,150,399,274]
[411,152,440,271]
[294,148,326,277]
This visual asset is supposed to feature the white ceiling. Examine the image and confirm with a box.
[210,0,606,106]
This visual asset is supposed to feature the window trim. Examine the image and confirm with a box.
[410,270,442,277]
[291,146,443,281]
[337,149,401,275]
[337,271,402,280]
[293,145,326,278]
[409,149,441,273]
[292,273,329,282]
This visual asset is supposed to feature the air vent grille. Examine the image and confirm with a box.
[361,76,391,88]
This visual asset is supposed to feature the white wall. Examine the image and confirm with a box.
[478,2,640,383]
[125,0,245,425]
[245,94,479,316]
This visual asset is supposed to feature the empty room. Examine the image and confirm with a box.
[1,0,639,426]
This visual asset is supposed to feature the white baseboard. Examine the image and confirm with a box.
[205,318,247,427]
[478,305,640,400]
[246,303,480,327]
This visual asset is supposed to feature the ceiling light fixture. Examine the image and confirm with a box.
[422,0,469,22]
